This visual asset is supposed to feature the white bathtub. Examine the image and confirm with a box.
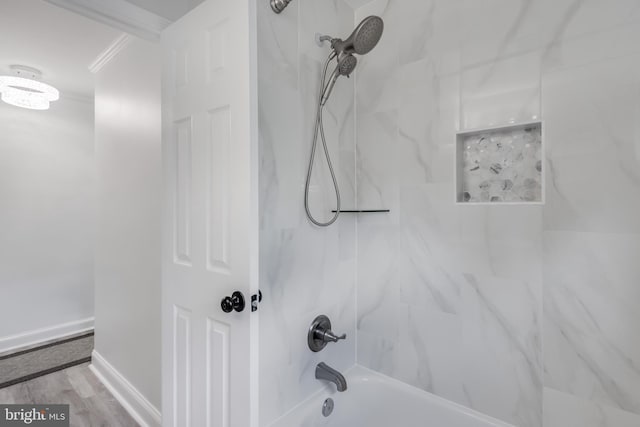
[268,365,513,427]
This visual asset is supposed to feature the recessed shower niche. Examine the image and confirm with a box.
[456,122,543,204]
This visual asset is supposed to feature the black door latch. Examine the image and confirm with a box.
[251,291,263,312]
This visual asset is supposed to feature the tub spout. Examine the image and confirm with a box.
[315,362,347,392]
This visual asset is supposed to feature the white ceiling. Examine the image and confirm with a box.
[124,0,204,21]
[0,0,121,98]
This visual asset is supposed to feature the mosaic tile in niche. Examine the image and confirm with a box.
[457,124,542,203]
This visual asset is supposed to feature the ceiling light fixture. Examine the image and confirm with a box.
[0,65,59,110]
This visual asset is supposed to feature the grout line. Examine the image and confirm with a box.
[352,7,359,366]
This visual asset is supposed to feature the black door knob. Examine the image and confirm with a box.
[221,291,245,313]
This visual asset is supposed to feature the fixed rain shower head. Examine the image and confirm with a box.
[315,15,383,107]
[332,16,384,56]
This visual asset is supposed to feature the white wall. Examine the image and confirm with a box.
[94,37,162,411]
[257,0,357,425]
[353,1,640,427]
[0,97,95,352]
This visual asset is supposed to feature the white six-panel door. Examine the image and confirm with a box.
[161,0,258,426]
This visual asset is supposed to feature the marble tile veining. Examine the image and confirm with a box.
[258,0,357,426]
[257,1,640,426]
[352,2,640,427]
[543,54,640,233]
[543,231,640,415]
[544,387,640,427]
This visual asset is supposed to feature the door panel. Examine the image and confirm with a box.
[161,0,257,426]
[206,106,231,274]
[173,306,191,427]
[207,318,230,427]
[174,118,192,266]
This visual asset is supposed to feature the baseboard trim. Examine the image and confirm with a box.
[0,317,95,355]
[90,350,161,427]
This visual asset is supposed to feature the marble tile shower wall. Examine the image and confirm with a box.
[353,1,640,427]
[257,1,357,425]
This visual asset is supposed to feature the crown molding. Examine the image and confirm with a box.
[43,0,171,41]
[89,33,132,74]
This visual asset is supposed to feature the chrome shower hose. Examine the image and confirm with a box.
[304,53,341,227]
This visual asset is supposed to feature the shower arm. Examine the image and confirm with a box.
[271,0,293,14]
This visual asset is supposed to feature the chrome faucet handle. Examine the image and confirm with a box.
[308,315,346,352]
[320,330,346,343]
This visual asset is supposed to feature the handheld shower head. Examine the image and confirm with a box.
[321,54,357,106]
[332,16,384,56]
[336,54,357,76]
[304,17,384,227]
